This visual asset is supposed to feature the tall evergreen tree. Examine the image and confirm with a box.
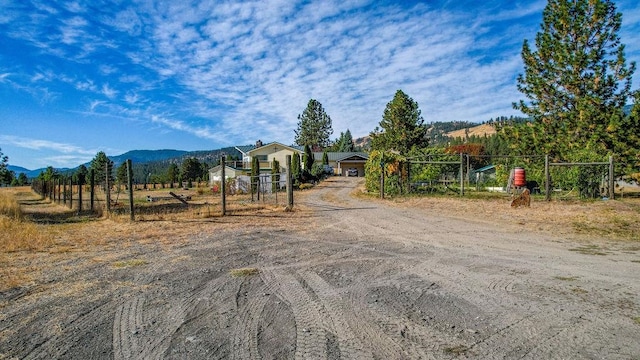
[167,163,179,188]
[181,158,201,183]
[90,151,114,186]
[116,163,128,186]
[619,93,640,175]
[303,144,314,171]
[75,165,88,185]
[17,173,28,186]
[512,0,636,160]
[0,148,8,185]
[336,129,355,152]
[370,90,428,155]
[251,157,260,193]
[271,159,280,192]
[291,152,301,184]
[294,99,333,150]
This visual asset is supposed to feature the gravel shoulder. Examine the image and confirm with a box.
[1,177,639,359]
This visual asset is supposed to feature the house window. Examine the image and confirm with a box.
[255,155,268,161]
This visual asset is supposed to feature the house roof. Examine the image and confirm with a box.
[335,153,369,162]
[235,145,256,154]
[208,165,241,172]
[247,142,303,155]
[313,152,369,162]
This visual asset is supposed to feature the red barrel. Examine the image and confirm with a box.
[514,167,526,187]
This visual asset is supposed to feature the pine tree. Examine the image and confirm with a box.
[303,145,314,171]
[167,163,179,188]
[90,151,114,186]
[617,93,640,175]
[181,158,201,183]
[294,99,333,150]
[271,159,280,192]
[513,0,636,159]
[116,163,128,186]
[370,90,428,155]
[0,148,8,185]
[291,153,301,184]
[75,165,88,185]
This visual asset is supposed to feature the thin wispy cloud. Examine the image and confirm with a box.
[0,135,96,155]
[1,0,639,169]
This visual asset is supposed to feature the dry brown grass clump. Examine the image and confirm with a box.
[0,190,22,220]
[0,191,53,253]
[1,190,55,291]
[230,267,259,277]
[0,217,54,253]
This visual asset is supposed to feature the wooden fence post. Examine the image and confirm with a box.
[62,178,66,205]
[90,169,95,211]
[69,178,73,209]
[221,155,226,216]
[105,162,111,213]
[459,152,464,196]
[380,159,384,199]
[127,159,134,221]
[609,155,615,200]
[286,155,293,208]
[545,154,550,201]
[78,177,83,212]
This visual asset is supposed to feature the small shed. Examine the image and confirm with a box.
[209,165,242,185]
[472,164,496,185]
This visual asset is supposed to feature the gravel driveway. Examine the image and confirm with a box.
[1,176,639,359]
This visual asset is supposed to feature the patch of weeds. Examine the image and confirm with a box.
[571,287,588,294]
[569,245,608,256]
[554,276,579,281]
[633,317,640,325]
[443,345,468,355]
[113,259,148,268]
[631,260,640,264]
[230,267,259,277]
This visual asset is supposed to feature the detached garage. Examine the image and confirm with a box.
[336,153,368,177]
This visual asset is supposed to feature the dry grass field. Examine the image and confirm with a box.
[0,186,296,292]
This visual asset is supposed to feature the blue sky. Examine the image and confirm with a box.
[1,0,640,170]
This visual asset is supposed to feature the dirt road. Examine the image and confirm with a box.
[1,176,639,359]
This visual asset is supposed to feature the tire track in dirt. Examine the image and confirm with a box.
[301,271,373,359]
[229,277,274,360]
[112,275,228,359]
[113,296,145,360]
[261,268,328,359]
[23,301,114,360]
[466,310,580,359]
